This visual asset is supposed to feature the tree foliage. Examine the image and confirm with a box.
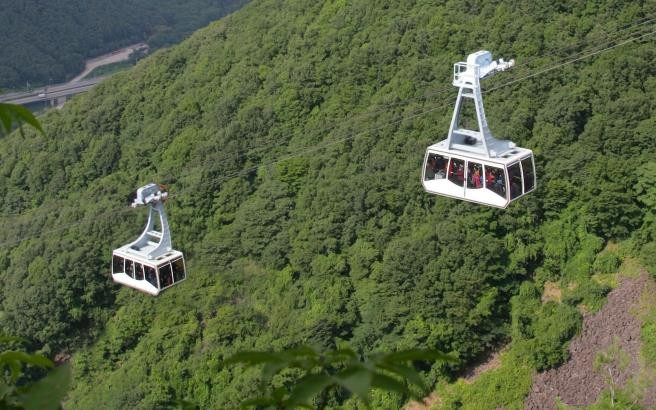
[0,0,248,89]
[0,0,654,408]
[227,346,453,409]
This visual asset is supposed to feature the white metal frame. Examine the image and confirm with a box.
[422,50,536,208]
[422,147,536,208]
[111,183,186,295]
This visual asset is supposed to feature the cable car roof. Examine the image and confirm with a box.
[427,139,533,165]
[113,247,184,267]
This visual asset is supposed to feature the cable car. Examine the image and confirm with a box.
[422,51,536,208]
[111,183,186,295]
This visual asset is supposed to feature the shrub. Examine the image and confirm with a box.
[529,303,581,371]
[592,251,621,275]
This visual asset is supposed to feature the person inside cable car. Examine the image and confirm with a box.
[483,167,505,197]
[425,154,448,180]
[486,169,495,186]
[508,164,522,199]
[467,162,483,189]
[145,265,157,287]
[425,156,436,180]
[435,156,447,178]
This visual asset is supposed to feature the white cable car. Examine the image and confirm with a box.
[111,183,186,295]
[422,51,536,208]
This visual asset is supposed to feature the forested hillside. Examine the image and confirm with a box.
[0,0,247,89]
[0,0,655,408]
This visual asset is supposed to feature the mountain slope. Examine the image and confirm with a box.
[0,0,248,89]
[0,0,654,408]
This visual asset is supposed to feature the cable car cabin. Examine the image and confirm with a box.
[422,50,536,208]
[111,250,186,295]
[422,145,535,209]
[111,183,187,296]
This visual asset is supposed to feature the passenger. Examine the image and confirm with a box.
[486,169,495,186]
[456,164,464,183]
[511,180,522,198]
[162,272,172,287]
[495,171,506,195]
[436,157,446,178]
[425,157,436,180]
[473,169,482,188]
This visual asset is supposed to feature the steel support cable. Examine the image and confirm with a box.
[163,21,656,188]
[0,28,654,248]
[2,13,655,202]
[165,18,656,174]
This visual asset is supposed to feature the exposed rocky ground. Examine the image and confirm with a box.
[525,273,655,409]
[405,345,506,410]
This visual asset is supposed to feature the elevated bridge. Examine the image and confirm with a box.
[0,77,106,106]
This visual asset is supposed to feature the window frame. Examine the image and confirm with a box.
[125,259,135,279]
[158,263,174,290]
[134,262,145,281]
[144,265,158,288]
[466,160,484,190]
[171,258,186,283]
[507,162,523,200]
[483,163,506,199]
[520,156,535,193]
[448,157,465,187]
[112,255,124,275]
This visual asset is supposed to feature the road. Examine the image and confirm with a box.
[0,77,106,105]
[70,42,148,83]
[0,42,148,105]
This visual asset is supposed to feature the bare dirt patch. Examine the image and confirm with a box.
[461,344,507,384]
[542,281,562,303]
[525,274,652,409]
[405,344,506,410]
[406,392,440,410]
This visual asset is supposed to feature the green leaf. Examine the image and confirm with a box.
[20,363,72,410]
[334,367,372,405]
[377,362,427,393]
[287,374,334,407]
[262,360,291,381]
[370,373,410,396]
[0,351,53,368]
[325,348,358,364]
[0,352,54,382]
[0,106,12,134]
[0,103,45,135]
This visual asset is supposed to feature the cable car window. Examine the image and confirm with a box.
[125,259,135,279]
[134,263,144,281]
[159,263,174,289]
[484,165,506,198]
[112,255,124,274]
[425,154,448,180]
[448,158,465,187]
[171,258,185,283]
[508,163,523,199]
[521,157,535,192]
[144,265,158,288]
[467,161,484,189]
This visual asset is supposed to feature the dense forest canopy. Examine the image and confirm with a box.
[0,0,655,408]
[0,0,248,89]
